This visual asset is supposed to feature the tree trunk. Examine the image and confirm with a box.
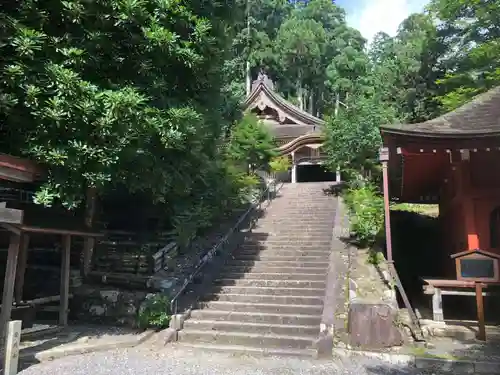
[246,61,252,96]
[308,90,314,114]
[334,92,340,117]
[82,186,97,277]
[296,77,304,110]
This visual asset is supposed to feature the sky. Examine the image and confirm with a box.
[336,0,430,44]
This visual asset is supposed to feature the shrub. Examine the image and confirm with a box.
[137,294,171,330]
[269,156,291,174]
[343,183,384,247]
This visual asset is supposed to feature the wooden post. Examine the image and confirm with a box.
[82,187,97,277]
[0,233,21,341]
[475,282,486,341]
[3,320,22,375]
[14,234,30,304]
[379,148,393,263]
[59,235,71,326]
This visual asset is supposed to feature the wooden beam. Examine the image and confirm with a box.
[0,223,21,235]
[59,235,71,326]
[14,234,30,303]
[0,206,23,225]
[0,166,35,183]
[19,225,103,237]
[0,233,21,341]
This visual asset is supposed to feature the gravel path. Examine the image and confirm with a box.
[19,344,444,375]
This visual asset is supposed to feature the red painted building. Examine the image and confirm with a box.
[380,86,500,278]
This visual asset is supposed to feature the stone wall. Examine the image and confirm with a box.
[70,285,152,327]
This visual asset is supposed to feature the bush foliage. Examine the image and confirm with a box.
[343,182,384,248]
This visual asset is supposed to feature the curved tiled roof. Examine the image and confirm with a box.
[243,76,325,129]
[277,133,324,154]
[380,86,500,138]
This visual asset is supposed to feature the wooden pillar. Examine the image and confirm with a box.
[59,235,71,326]
[82,187,97,277]
[0,232,21,341]
[475,282,486,341]
[291,151,297,183]
[14,234,30,303]
[379,147,393,263]
[459,154,479,250]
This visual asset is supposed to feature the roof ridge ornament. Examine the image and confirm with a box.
[252,68,274,91]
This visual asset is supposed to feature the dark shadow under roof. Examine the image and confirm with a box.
[381,86,500,138]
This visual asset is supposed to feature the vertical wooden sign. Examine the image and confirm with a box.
[4,320,22,375]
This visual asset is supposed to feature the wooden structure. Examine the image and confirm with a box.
[380,86,500,339]
[0,154,103,340]
[243,72,339,183]
[381,86,500,269]
[0,153,42,183]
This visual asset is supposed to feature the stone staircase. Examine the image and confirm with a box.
[176,182,338,357]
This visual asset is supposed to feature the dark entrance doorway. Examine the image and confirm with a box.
[297,164,336,182]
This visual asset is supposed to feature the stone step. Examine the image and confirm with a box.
[246,237,333,243]
[252,240,332,246]
[232,255,328,262]
[250,234,333,239]
[178,329,316,350]
[214,278,325,289]
[252,229,333,234]
[206,293,323,306]
[174,342,316,358]
[240,243,331,251]
[189,309,321,326]
[263,213,331,216]
[251,228,334,233]
[224,265,327,275]
[256,218,333,222]
[263,216,335,219]
[253,226,333,231]
[215,286,325,297]
[198,301,323,315]
[235,250,330,258]
[222,272,326,281]
[183,319,319,336]
[225,259,329,268]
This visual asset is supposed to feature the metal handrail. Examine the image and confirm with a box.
[169,180,283,315]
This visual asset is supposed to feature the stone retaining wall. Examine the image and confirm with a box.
[71,285,152,327]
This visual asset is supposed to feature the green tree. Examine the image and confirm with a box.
[227,113,278,173]
[323,94,397,178]
[429,0,500,110]
[0,0,243,211]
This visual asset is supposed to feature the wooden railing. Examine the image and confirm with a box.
[151,242,177,273]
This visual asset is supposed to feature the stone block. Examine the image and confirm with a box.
[348,302,403,348]
[73,285,149,327]
[474,360,500,374]
[158,328,178,345]
[169,313,190,330]
[415,357,474,373]
[314,332,333,359]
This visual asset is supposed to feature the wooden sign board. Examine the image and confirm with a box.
[0,203,23,224]
[452,249,500,283]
